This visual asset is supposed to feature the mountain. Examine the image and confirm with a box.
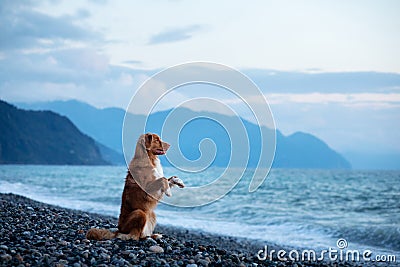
[0,100,108,165]
[16,100,351,169]
[96,141,125,165]
[17,100,124,153]
[143,107,351,169]
[275,132,351,169]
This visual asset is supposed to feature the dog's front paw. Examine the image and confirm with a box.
[169,176,185,188]
[151,234,163,240]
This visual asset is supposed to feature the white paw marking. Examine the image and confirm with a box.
[171,177,185,187]
[165,187,172,197]
[117,233,130,240]
[152,234,163,240]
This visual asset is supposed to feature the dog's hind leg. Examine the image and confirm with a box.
[141,210,157,238]
[146,211,163,240]
[117,209,147,240]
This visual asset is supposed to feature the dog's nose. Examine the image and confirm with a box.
[162,142,170,151]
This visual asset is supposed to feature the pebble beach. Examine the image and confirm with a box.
[0,193,384,267]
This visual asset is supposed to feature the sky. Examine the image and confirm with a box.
[0,0,399,168]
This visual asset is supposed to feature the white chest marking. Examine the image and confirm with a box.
[153,158,171,197]
[153,158,164,178]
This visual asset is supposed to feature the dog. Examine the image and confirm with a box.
[86,133,184,240]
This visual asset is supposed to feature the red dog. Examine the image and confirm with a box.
[86,133,184,240]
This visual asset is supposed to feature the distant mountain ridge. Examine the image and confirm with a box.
[16,100,351,169]
[0,100,108,165]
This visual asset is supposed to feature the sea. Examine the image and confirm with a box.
[1,165,399,259]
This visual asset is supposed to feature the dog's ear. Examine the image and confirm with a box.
[144,133,153,149]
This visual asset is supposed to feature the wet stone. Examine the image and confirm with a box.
[149,245,164,253]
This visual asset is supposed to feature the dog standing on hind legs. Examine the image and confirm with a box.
[86,133,184,240]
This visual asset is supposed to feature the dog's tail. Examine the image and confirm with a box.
[86,228,117,240]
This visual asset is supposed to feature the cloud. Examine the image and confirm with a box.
[148,25,203,45]
[245,69,400,94]
[121,60,143,65]
[0,47,151,109]
[0,1,101,51]
[53,48,109,72]
[264,93,400,107]
[75,8,91,19]
[87,0,108,5]
[0,48,110,86]
[267,100,400,154]
[118,73,134,86]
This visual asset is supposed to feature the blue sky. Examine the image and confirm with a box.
[0,0,399,168]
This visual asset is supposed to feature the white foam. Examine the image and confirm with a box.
[156,208,400,257]
[0,180,119,217]
[156,208,333,249]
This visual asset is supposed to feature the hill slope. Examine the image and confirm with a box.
[0,100,108,165]
[16,100,351,169]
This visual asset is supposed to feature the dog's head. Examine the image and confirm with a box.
[143,133,170,156]
[132,133,170,169]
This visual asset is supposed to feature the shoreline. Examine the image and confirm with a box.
[0,193,381,266]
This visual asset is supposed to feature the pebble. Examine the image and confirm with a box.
[100,252,110,260]
[197,259,210,266]
[149,245,164,253]
[43,254,51,264]
[186,264,198,267]
[128,252,136,259]
[1,254,12,261]
[23,231,31,236]
[145,237,158,246]
[59,240,68,246]
[58,259,68,265]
